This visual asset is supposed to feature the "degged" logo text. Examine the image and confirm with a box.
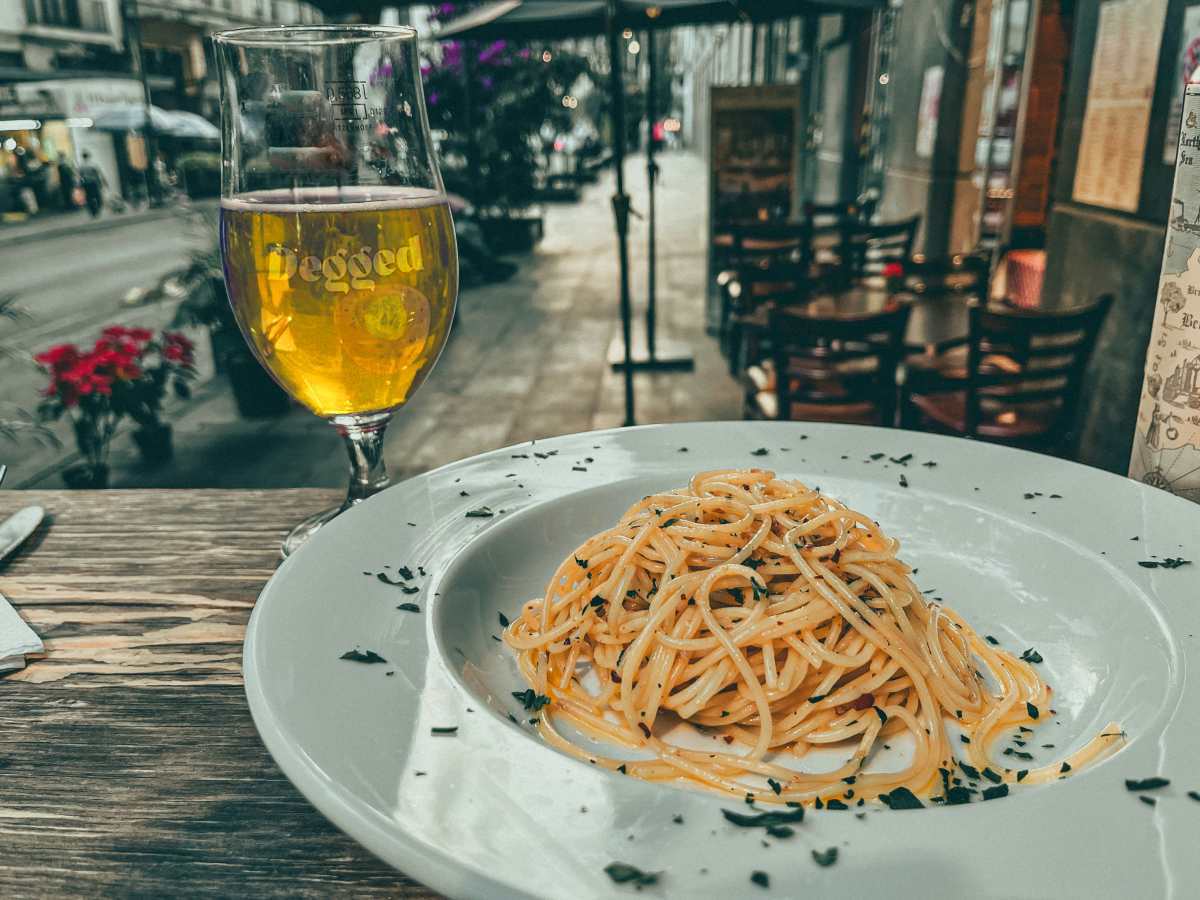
[266,236,423,293]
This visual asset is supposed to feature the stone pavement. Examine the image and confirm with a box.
[23,151,742,489]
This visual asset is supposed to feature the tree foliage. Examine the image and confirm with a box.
[424,3,592,215]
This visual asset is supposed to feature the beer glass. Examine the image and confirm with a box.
[213,26,457,556]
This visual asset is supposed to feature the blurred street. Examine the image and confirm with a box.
[1,152,741,489]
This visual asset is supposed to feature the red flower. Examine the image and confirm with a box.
[882,262,904,279]
[34,343,80,372]
[162,331,195,366]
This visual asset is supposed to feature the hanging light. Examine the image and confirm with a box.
[628,40,640,54]
[878,73,890,85]
[542,50,553,63]
[622,28,633,39]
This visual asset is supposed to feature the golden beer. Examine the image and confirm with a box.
[220,187,457,417]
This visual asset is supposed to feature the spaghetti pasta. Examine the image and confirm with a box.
[503,468,1123,806]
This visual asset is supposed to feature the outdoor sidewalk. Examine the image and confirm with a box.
[1,198,216,247]
[18,151,742,490]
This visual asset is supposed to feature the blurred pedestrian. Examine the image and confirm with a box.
[56,153,77,209]
[78,151,106,218]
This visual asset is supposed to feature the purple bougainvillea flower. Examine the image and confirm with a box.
[428,91,439,107]
[481,75,494,90]
[442,41,462,70]
[478,39,508,65]
[518,48,531,59]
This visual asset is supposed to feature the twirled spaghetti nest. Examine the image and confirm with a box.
[503,469,1121,805]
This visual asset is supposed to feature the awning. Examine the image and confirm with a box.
[89,104,219,140]
[437,0,885,40]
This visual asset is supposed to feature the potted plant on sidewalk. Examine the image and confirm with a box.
[167,219,292,417]
[35,327,197,487]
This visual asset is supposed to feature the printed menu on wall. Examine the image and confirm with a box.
[1130,81,1200,504]
[1072,0,1167,212]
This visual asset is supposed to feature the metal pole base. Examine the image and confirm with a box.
[607,329,695,372]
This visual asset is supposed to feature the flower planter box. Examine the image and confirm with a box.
[132,422,174,465]
[478,215,544,254]
[227,356,291,418]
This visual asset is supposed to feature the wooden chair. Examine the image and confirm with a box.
[836,216,920,286]
[715,220,812,329]
[722,261,814,375]
[727,221,813,269]
[744,302,912,426]
[903,252,991,301]
[901,294,1114,454]
[804,200,861,231]
[804,201,862,267]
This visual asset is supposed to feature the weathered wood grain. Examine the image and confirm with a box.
[0,490,440,898]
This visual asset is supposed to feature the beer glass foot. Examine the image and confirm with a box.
[281,413,393,558]
[281,506,343,557]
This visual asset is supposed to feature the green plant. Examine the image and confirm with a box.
[0,294,59,448]
[176,151,221,198]
[424,4,591,216]
[168,210,227,331]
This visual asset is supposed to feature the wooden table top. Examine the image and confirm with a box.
[0,489,437,898]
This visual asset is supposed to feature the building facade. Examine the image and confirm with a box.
[0,0,321,220]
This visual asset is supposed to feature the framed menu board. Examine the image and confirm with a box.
[707,85,802,329]
[709,85,802,226]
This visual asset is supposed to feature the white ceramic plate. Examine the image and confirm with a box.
[243,423,1200,899]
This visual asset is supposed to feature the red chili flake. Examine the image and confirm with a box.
[638,722,651,738]
[723,735,735,744]
[611,671,622,683]
[836,693,875,714]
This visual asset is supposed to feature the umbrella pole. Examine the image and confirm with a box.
[606,22,693,376]
[608,0,636,426]
[646,27,658,361]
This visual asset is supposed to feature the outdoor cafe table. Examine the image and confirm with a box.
[0,489,434,897]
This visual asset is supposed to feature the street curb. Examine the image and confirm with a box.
[2,200,216,247]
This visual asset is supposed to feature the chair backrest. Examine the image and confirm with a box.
[729,261,813,311]
[805,201,861,233]
[729,221,813,270]
[767,302,912,425]
[963,294,1114,437]
[904,252,990,301]
[839,217,920,282]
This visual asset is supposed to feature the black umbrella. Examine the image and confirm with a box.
[439,0,883,425]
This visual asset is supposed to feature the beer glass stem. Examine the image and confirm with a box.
[337,413,391,508]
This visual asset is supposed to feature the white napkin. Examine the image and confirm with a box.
[0,590,42,673]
